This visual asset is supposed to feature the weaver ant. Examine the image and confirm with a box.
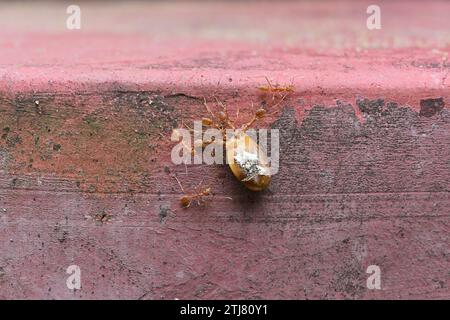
[258,76,294,95]
[258,76,294,109]
[173,174,212,208]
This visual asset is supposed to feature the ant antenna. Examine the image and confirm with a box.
[173,174,185,193]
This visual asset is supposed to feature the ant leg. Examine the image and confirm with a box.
[264,76,277,101]
[203,97,217,121]
[264,76,274,92]
[235,106,240,124]
[214,96,236,130]
[214,96,227,112]
[180,121,202,140]
[204,97,228,132]
[179,122,205,156]
[241,102,266,131]
[195,198,204,206]
[174,175,193,208]
[269,91,289,110]
[173,174,186,193]
[241,115,257,132]
[195,178,205,191]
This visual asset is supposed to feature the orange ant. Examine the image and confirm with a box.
[258,76,295,95]
[258,77,294,108]
[173,174,211,208]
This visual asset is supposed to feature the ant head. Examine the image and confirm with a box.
[217,111,227,122]
[180,196,190,208]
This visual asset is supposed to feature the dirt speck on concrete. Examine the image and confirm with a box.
[0,266,5,279]
[356,98,385,115]
[6,135,22,148]
[93,210,112,225]
[419,97,444,117]
[0,148,9,172]
[159,205,170,224]
[52,143,61,151]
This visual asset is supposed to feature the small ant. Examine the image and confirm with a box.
[258,76,295,95]
[173,174,211,208]
[258,77,294,108]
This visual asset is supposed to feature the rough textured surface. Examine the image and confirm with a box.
[0,1,449,300]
